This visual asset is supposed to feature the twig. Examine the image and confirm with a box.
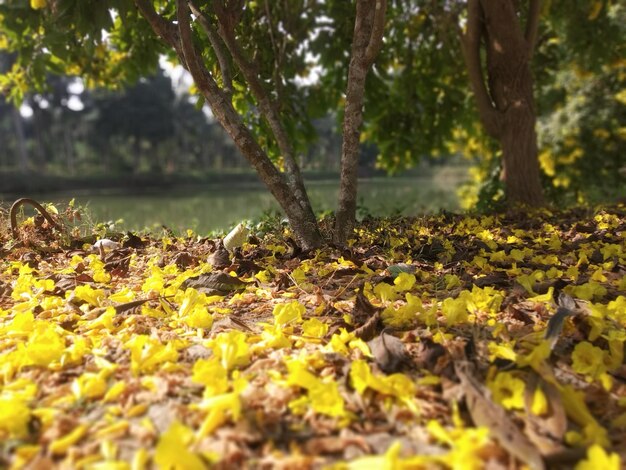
[188,0,233,96]
[10,198,61,239]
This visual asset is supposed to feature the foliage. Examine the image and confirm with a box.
[0,202,625,467]
[363,1,468,173]
[534,1,626,204]
[0,0,320,159]
[448,0,626,208]
[537,61,626,204]
[1,0,624,209]
[0,60,250,175]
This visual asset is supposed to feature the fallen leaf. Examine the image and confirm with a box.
[368,330,411,374]
[523,373,567,455]
[454,360,545,470]
[181,272,246,295]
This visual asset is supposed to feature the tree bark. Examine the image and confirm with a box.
[334,0,386,244]
[210,1,318,231]
[135,0,323,249]
[460,0,544,207]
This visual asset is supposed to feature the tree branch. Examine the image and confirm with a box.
[134,0,184,61]
[213,0,313,214]
[525,0,542,59]
[364,0,387,67]
[174,0,321,249]
[459,0,501,138]
[188,0,233,96]
[263,0,285,103]
[176,0,207,83]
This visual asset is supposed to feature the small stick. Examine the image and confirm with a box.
[10,198,61,239]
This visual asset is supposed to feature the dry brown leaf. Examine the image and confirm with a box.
[523,373,568,455]
[454,360,545,470]
[303,435,370,455]
[368,331,411,373]
[353,311,382,342]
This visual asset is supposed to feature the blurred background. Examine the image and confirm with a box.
[0,64,467,233]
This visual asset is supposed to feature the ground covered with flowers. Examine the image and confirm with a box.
[0,203,625,469]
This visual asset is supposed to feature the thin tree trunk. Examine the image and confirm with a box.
[460,0,544,207]
[135,0,323,249]
[207,1,318,233]
[334,0,386,244]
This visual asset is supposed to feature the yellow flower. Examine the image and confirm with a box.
[71,285,105,307]
[9,311,35,335]
[30,0,47,10]
[260,323,293,349]
[301,317,328,338]
[124,335,179,375]
[381,293,423,328]
[72,371,108,400]
[308,380,346,418]
[327,329,371,357]
[273,300,305,326]
[345,441,403,469]
[444,274,461,289]
[183,307,213,329]
[393,272,416,292]
[517,340,552,372]
[0,397,31,438]
[575,444,621,470]
[560,385,609,447]
[426,420,490,470]
[373,282,398,302]
[206,330,250,371]
[571,341,606,378]
[487,372,525,410]
[154,421,205,470]
[349,360,417,413]
[566,282,607,301]
[192,357,229,397]
[467,285,504,314]
[442,294,469,326]
[285,358,347,418]
[194,391,243,437]
[23,323,66,367]
[607,296,626,325]
[487,341,518,362]
[49,424,88,455]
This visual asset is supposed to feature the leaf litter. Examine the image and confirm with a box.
[0,203,625,469]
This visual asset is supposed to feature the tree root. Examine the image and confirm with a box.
[10,198,62,239]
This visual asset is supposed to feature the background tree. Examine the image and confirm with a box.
[0,0,390,249]
[458,0,544,206]
[348,0,624,208]
[91,72,176,173]
[535,0,626,204]
[0,51,31,173]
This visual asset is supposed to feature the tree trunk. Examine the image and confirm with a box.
[460,0,544,207]
[135,0,324,249]
[334,0,386,244]
[208,2,318,233]
[500,101,543,206]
